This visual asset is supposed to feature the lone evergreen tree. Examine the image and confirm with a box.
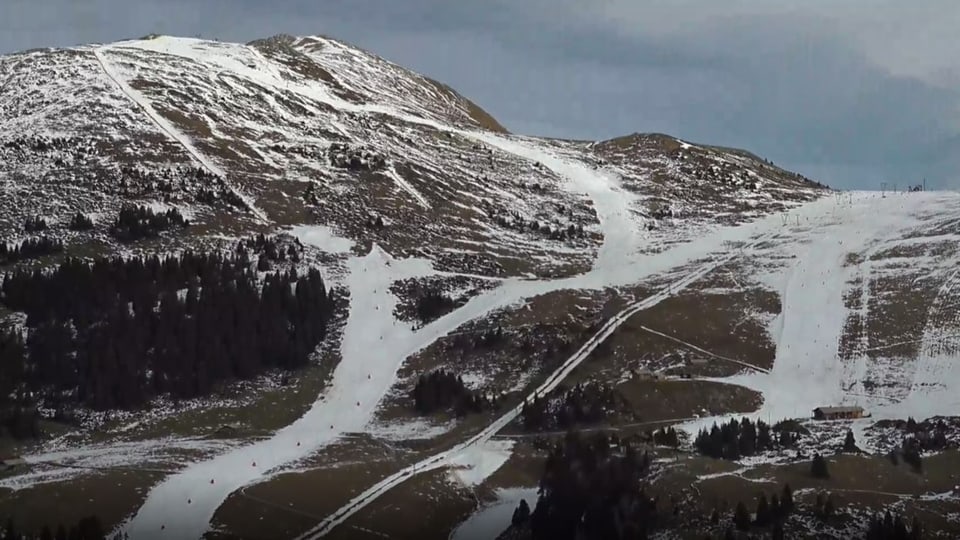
[733,501,751,531]
[910,516,923,540]
[3,518,16,540]
[754,493,770,526]
[769,493,781,518]
[69,212,95,231]
[811,453,830,478]
[894,516,908,538]
[781,483,794,513]
[843,429,857,452]
[823,494,835,519]
[512,499,531,526]
[903,446,923,473]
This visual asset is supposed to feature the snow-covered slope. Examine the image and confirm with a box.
[0,32,851,540]
[0,34,826,279]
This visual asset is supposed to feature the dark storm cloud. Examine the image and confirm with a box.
[1,0,957,189]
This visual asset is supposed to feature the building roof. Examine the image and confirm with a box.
[814,406,864,414]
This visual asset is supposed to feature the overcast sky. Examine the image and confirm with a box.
[2,0,958,189]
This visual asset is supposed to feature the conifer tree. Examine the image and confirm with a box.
[733,501,751,531]
[843,429,857,452]
[3,518,16,540]
[781,484,793,512]
[755,493,770,526]
[823,494,835,519]
[811,453,830,478]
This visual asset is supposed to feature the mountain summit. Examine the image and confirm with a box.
[0,33,825,279]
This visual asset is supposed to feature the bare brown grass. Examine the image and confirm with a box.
[617,380,762,422]
[0,470,162,535]
[329,469,477,540]
[605,287,779,374]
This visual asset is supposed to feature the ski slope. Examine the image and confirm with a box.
[117,123,633,537]
[92,35,841,539]
[308,191,960,538]
[295,229,781,539]
[119,118,815,539]
[122,247,435,538]
[681,192,960,436]
[1,34,893,538]
[467,133,639,271]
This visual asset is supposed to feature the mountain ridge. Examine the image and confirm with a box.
[5,32,960,540]
[0,33,828,281]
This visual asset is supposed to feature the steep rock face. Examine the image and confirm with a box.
[0,34,826,279]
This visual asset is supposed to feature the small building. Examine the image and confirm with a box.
[813,406,866,421]
[687,357,710,366]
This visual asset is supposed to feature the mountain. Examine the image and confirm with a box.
[8,34,959,540]
[0,34,826,280]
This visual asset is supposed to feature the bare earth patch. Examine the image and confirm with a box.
[617,380,762,422]
[0,470,162,535]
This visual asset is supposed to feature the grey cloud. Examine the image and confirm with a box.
[1,0,958,189]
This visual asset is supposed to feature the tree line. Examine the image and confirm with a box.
[236,233,304,272]
[508,431,659,539]
[0,250,336,432]
[414,290,457,324]
[501,428,926,539]
[726,483,795,537]
[23,216,47,233]
[410,369,492,417]
[0,329,40,439]
[694,417,799,460]
[69,212,94,231]
[520,383,622,432]
[109,205,188,242]
[1,515,113,540]
[16,205,188,243]
[865,511,924,540]
[0,237,63,266]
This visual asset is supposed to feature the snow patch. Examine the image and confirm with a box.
[366,417,456,442]
[288,224,355,254]
[451,487,539,540]
[447,438,515,488]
